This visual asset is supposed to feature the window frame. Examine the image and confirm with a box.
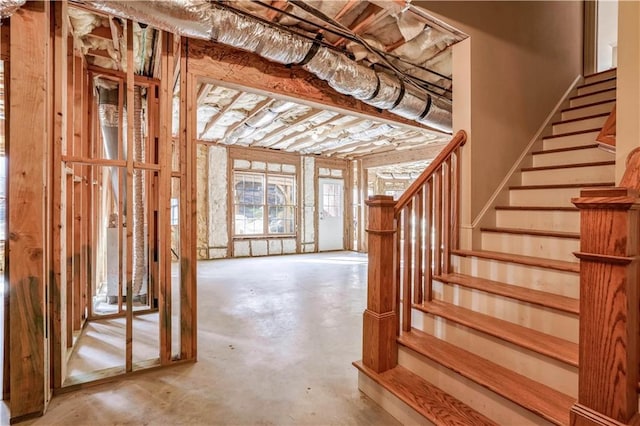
[233,170,297,237]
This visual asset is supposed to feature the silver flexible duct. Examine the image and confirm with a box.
[0,0,25,19]
[132,86,145,297]
[84,0,452,133]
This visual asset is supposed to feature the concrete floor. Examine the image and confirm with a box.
[19,252,399,425]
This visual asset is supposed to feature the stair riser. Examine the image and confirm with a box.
[532,147,612,167]
[397,348,555,425]
[433,281,578,342]
[561,101,615,121]
[481,232,579,262]
[452,256,579,298]
[569,89,616,108]
[496,210,579,233]
[552,115,607,134]
[520,164,614,186]
[583,70,616,85]
[509,187,581,207]
[407,312,578,398]
[542,131,599,150]
[357,373,436,426]
[576,79,616,96]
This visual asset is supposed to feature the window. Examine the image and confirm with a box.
[234,172,296,236]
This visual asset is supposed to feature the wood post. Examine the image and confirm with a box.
[362,195,397,373]
[8,1,51,420]
[571,187,640,426]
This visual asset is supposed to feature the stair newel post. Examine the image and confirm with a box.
[363,195,398,373]
[571,187,640,426]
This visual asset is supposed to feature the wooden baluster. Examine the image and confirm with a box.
[452,147,462,250]
[425,179,433,302]
[570,187,640,426]
[363,195,398,373]
[413,189,424,304]
[433,169,443,276]
[394,211,401,337]
[443,159,452,273]
[402,202,413,332]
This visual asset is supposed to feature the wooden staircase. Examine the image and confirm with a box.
[355,68,620,425]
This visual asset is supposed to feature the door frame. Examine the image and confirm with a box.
[314,158,351,252]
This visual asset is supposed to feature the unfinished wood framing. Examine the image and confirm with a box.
[187,39,427,132]
[8,2,51,420]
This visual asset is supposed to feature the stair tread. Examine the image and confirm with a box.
[561,99,615,113]
[495,205,579,211]
[353,361,498,426]
[414,300,579,367]
[480,226,579,239]
[509,182,614,190]
[532,143,601,155]
[435,272,579,314]
[452,249,580,273]
[521,160,614,172]
[552,112,609,126]
[398,328,575,426]
[543,128,600,140]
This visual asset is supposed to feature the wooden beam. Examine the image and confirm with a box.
[87,25,112,41]
[262,110,327,148]
[199,92,242,140]
[196,82,211,105]
[109,16,122,52]
[287,114,352,149]
[86,48,113,60]
[180,38,197,360]
[247,108,318,147]
[51,0,69,391]
[222,98,274,139]
[8,1,51,420]
[265,0,289,20]
[187,39,428,132]
[158,31,174,365]
[125,20,134,373]
[333,4,389,47]
[1,16,10,403]
[360,140,447,168]
[334,0,360,21]
[323,139,378,156]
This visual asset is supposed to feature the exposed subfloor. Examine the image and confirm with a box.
[19,251,400,425]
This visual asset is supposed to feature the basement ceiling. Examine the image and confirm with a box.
[67,1,463,162]
[195,81,447,159]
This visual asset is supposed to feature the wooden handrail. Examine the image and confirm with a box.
[395,130,467,214]
[361,129,467,376]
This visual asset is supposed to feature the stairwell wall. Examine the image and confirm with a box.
[415,1,583,220]
[616,0,640,182]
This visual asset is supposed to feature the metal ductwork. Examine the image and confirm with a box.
[0,0,25,19]
[85,0,452,133]
[96,85,122,204]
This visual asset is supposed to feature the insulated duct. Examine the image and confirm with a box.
[85,0,452,133]
[0,0,25,19]
[97,85,122,205]
[132,85,145,297]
